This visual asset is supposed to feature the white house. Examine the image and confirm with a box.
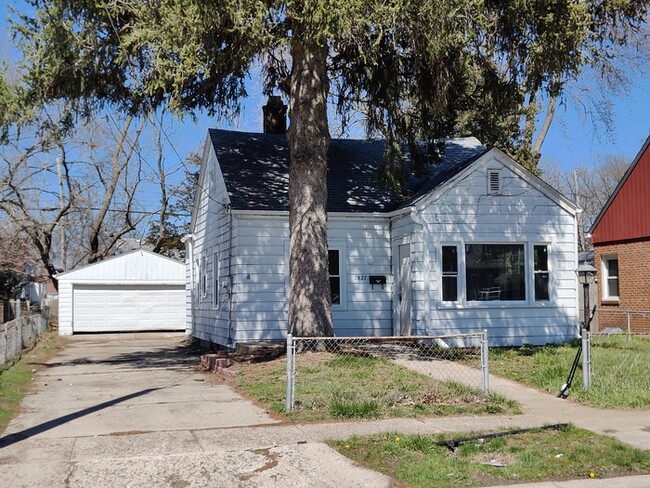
[57,250,186,335]
[185,127,580,348]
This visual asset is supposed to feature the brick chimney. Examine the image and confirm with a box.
[263,96,287,134]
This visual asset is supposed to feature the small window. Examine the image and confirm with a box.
[213,251,219,307]
[603,256,619,299]
[534,245,549,301]
[328,249,341,305]
[442,246,458,302]
[487,169,501,194]
[194,258,200,302]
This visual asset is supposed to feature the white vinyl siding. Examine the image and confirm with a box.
[416,153,578,345]
[188,141,233,346]
[222,216,391,344]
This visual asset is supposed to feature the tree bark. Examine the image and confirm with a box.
[532,94,556,156]
[286,37,334,337]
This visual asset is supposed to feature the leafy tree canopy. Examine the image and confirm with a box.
[8,1,647,171]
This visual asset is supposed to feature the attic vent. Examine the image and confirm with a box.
[487,169,501,195]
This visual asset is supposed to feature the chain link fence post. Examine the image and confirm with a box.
[285,333,294,412]
[582,328,591,389]
[481,330,490,392]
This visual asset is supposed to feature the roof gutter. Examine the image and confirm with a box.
[231,208,412,219]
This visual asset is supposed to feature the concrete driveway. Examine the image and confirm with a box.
[0,333,388,487]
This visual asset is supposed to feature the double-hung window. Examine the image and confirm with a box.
[602,256,619,300]
[328,249,341,305]
[442,246,459,302]
[200,255,208,299]
[213,251,219,307]
[533,245,550,301]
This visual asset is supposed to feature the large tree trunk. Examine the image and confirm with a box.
[286,38,334,337]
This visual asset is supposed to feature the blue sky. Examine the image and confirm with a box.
[2,4,649,173]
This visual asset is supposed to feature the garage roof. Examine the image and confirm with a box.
[56,250,184,283]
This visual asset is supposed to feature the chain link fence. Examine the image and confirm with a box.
[285,332,489,413]
[595,309,650,337]
[1,305,50,367]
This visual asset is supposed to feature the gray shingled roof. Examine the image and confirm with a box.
[209,129,486,213]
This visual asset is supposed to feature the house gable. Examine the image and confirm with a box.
[190,134,232,234]
[413,148,578,216]
[56,249,184,283]
[590,135,650,244]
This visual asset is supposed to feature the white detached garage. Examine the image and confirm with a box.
[57,250,186,335]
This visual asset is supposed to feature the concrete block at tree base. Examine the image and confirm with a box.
[200,353,231,372]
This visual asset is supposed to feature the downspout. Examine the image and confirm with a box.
[181,233,195,338]
[226,205,234,347]
[409,206,432,335]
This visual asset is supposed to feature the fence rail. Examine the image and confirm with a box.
[595,309,650,337]
[1,307,49,367]
[285,332,489,413]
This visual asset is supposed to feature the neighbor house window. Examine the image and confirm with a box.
[603,256,619,300]
[534,245,550,301]
[213,251,219,307]
[328,249,341,305]
[466,244,525,301]
[442,245,458,302]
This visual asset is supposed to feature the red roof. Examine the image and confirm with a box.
[590,135,650,245]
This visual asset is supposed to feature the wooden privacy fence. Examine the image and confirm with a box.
[1,301,49,367]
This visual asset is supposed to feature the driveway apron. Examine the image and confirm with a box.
[0,333,389,488]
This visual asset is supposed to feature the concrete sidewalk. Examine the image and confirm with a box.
[1,333,649,487]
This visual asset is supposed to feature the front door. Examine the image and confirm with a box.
[398,244,412,336]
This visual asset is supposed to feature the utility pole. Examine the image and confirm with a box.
[56,155,66,271]
[573,169,583,251]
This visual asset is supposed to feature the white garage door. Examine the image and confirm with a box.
[72,284,185,332]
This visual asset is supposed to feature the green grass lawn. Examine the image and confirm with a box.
[329,425,650,487]
[489,336,650,409]
[229,352,519,421]
[0,330,64,434]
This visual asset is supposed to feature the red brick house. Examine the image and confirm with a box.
[590,135,650,333]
